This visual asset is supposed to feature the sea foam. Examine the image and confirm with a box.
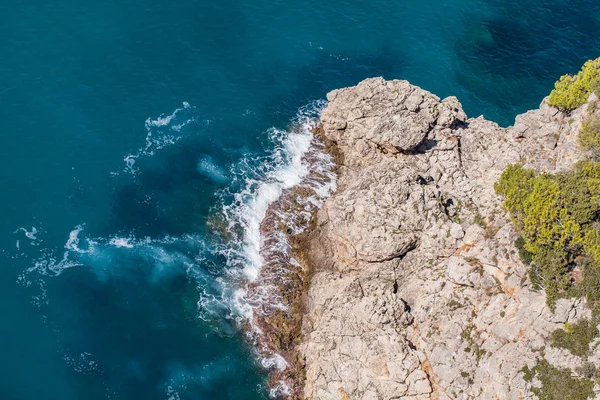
[17,100,335,398]
[123,102,196,175]
[208,100,336,396]
[217,101,326,282]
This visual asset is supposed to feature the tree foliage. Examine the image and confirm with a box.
[495,162,600,307]
[527,359,594,400]
[551,318,599,358]
[548,58,600,112]
[579,113,600,158]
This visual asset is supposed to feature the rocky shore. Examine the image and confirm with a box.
[258,77,600,399]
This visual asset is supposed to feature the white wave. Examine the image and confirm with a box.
[109,237,135,248]
[16,100,336,398]
[260,353,288,371]
[30,279,48,308]
[25,250,82,278]
[17,226,92,279]
[211,102,333,323]
[63,351,99,375]
[208,100,337,394]
[165,386,181,400]
[18,225,201,283]
[270,381,292,399]
[123,102,196,175]
[145,102,190,128]
[24,227,37,240]
[15,226,39,242]
[65,225,87,253]
[220,103,326,284]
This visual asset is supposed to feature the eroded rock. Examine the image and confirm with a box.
[294,77,594,399]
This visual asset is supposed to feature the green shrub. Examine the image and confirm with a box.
[582,261,600,302]
[527,359,594,400]
[548,58,600,112]
[529,263,543,291]
[568,258,600,303]
[575,362,598,379]
[494,164,537,224]
[520,365,535,382]
[515,236,533,265]
[592,77,600,97]
[495,163,600,308]
[579,114,600,157]
[551,318,599,358]
[534,246,573,307]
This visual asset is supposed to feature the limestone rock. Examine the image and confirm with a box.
[446,256,476,286]
[294,77,598,400]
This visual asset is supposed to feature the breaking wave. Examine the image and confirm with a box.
[16,100,336,398]
[206,100,337,395]
[209,99,333,311]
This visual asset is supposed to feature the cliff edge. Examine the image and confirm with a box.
[294,77,600,399]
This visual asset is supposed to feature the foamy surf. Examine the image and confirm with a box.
[123,102,197,175]
[15,100,336,399]
[17,227,38,240]
[216,100,329,280]
[17,225,200,284]
[210,100,337,397]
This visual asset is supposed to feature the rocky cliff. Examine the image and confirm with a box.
[291,78,600,399]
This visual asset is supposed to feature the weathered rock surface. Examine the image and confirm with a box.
[296,78,598,399]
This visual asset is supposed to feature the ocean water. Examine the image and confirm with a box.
[1,0,599,399]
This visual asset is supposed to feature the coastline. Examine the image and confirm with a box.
[244,127,336,398]
[253,77,600,399]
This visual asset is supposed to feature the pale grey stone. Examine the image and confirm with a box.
[450,223,465,239]
[295,77,596,400]
[446,256,475,286]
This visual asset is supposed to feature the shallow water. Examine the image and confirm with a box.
[1,0,599,399]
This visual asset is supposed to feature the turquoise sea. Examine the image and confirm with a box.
[1,0,600,399]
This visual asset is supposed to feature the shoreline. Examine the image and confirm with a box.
[244,128,336,398]
[256,77,599,399]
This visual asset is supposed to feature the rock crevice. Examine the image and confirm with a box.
[294,77,599,399]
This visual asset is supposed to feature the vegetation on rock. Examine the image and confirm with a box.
[548,58,600,112]
[500,62,600,399]
[579,109,600,159]
[575,361,599,379]
[551,318,599,358]
[495,162,600,308]
[521,359,594,400]
[515,236,533,266]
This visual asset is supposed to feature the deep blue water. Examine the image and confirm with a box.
[1,0,600,399]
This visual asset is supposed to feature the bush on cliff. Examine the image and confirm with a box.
[495,162,600,308]
[551,318,599,358]
[523,359,594,400]
[579,113,600,158]
[548,58,600,112]
[515,236,533,265]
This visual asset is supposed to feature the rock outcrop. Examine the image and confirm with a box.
[293,78,600,399]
